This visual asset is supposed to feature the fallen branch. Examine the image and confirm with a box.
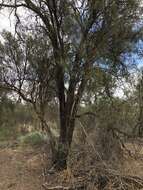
[42,185,70,190]
[42,184,85,190]
[108,171,143,189]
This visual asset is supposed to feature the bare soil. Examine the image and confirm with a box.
[0,142,44,190]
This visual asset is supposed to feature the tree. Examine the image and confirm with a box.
[0,88,14,125]
[132,70,143,137]
[0,0,142,170]
[0,30,57,156]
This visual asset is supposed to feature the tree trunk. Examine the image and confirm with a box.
[53,116,76,170]
[53,78,86,170]
[54,140,69,170]
[54,56,87,170]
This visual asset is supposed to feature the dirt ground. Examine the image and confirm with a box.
[0,140,143,190]
[123,141,143,177]
[0,142,44,190]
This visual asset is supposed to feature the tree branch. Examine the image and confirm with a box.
[76,111,96,118]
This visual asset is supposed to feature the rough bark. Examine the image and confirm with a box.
[53,116,76,170]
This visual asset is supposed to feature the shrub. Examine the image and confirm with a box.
[0,124,19,141]
[19,131,47,146]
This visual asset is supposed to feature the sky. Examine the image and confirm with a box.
[0,10,15,32]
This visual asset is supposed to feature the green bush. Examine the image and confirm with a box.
[0,127,11,141]
[19,131,46,146]
[0,125,18,141]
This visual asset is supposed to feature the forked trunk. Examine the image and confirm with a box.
[54,59,86,170]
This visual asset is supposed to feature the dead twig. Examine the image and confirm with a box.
[42,183,85,190]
